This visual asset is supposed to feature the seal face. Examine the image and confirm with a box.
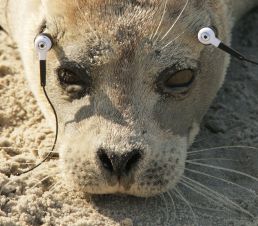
[1,0,236,196]
[43,0,231,196]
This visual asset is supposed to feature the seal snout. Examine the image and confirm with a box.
[97,148,143,179]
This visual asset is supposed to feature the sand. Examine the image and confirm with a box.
[0,7,258,226]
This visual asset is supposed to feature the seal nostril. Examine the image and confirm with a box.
[124,149,142,174]
[97,148,143,176]
[97,148,113,172]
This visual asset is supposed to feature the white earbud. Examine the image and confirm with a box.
[198,27,221,47]
[198,27,258,66]
[34,34,52,61]
[18,33,56,175]
[34,34,53,87]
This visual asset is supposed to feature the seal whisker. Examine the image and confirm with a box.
[48,181,64,193]
[0,171,54,195]
[160,30,186,49]
[184,167,257,197]
[188,145,258,156]
[181,177,255,218]
[166,190,177,222]
[173,184,224,219]
[186,160,258,183]
[30,175,53,189]
[177,180,236,215]
[150,0,168,41]
[174,186,198,226]
[187,158,238,162]
[158,0,189,43]
[181,176,254,218]
[190,203,228,214]
[159,193,169,224]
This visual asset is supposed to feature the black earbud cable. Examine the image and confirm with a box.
[17,61,58,176]
[243,57,258,66]
[218,42,258,66]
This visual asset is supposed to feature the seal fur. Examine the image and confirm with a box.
[0,0,258,197]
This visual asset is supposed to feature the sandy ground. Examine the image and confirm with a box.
[0,7,258,226]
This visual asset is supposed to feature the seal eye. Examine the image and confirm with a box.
[165,70,194,88]
[57,67,92,100]
[157,69,195,96]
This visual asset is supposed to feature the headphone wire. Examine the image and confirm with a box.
[16,86,58,176]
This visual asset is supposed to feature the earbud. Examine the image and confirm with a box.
[198,27,258,66]
[35,34,52,60]
[198,27,221,47]
[34,34,53,86]
[18,33,57,176]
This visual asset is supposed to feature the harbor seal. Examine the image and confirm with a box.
[0,0,258,197]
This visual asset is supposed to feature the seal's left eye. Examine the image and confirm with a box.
[157,68,195,96]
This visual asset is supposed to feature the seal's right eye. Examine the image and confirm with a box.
[57,67,92,100]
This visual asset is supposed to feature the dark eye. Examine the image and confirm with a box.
[57,67,92,100]
[157,68,195,96]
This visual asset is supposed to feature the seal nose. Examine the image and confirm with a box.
[97,148,142,177]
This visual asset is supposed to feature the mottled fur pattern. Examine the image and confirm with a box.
[1,0,258,196]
